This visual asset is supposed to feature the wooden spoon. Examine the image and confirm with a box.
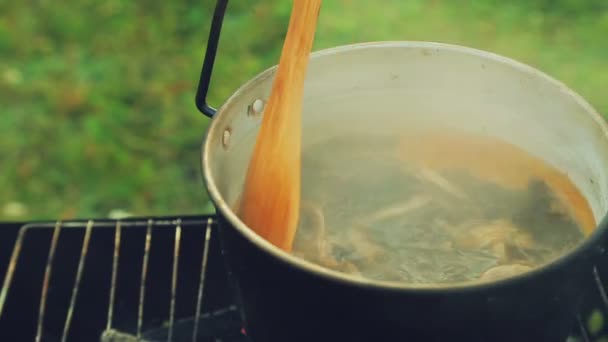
[238,0,322,252]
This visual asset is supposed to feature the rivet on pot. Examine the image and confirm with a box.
[222,128,231,148]
[248,99,266,117]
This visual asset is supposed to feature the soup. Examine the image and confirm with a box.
[287,130,594,284]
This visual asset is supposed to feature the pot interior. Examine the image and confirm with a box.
[203,41,608,286]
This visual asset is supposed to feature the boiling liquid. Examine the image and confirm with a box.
[291,131,594,284]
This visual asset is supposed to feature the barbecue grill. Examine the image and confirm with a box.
[1,217,608,341]
[0,217,248,341]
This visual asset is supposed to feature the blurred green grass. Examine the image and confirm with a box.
[0,0,606,220]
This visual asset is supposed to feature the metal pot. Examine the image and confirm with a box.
[196,1,608,341]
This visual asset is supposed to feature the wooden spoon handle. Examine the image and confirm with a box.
[239,0,322,252]
[261,0,322,128]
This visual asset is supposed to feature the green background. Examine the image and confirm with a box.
[1,0,607,220]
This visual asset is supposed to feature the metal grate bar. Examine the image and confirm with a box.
[137,219,154,339]
[106,221,122,331]
[577,314,592,342]
[192,218,214,342]
[35,221,62,342]
[61,220,94,342]
[0,227,27,319]
[593,266,608,310]
[168,220,183,342]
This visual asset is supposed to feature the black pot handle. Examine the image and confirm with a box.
[195,0,229,118]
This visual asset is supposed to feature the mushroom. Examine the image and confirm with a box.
[479,264,533,282]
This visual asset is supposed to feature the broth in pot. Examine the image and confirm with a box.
[288,130,594,285]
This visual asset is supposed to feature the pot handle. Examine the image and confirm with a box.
[195,0,229,118]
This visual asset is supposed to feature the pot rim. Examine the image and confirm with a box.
[202,40,608,292]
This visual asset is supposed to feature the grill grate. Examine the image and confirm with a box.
[0,216,607,341]
[0,217,241,342]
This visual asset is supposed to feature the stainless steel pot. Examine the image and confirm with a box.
[196,2,608,341]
